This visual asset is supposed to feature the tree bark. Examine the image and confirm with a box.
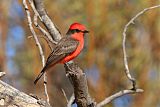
[0,80,51,107]
[64,62,95,107]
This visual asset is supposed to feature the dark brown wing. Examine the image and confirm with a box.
[34,37,79,84]
[46,37,79,66]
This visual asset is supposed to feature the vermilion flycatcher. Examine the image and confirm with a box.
[34,23,89,84]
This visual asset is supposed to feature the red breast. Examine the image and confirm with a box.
[60,23,89,63]
[60,36,84,63]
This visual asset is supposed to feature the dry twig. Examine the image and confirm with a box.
[122,4,160,89]
[29,0,56,46]
[33,0,61,42]
[22,0,50,104]
[67,94,75,107]
[97,89,143,107]
[97,4,160,107]
[61,88,69,103]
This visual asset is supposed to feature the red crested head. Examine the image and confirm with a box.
[69,23,88,32]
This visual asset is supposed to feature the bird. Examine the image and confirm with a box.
[34,23,89,84]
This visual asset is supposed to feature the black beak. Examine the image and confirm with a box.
[83,30,89,33]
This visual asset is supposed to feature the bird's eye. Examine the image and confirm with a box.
[71,29,81,34]
[67,29,82,35]
[72,29,76,34]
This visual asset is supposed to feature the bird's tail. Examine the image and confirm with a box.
[34,66,47,85]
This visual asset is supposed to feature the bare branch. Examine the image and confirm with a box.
[22,0,50,104]
[64,62,95,107]
[97,4,160,107]
[61,89,69,103]
[122,4,160,89]
[33,0,61,42]
[28,35,54,46]
[29,0,57,46]
[0,80,51,107]
[33,14,54,49]
[96,89,144,107]
[67,94,75,107]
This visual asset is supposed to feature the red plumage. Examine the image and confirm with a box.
[34,23,89,84]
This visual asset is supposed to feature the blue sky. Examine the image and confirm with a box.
[6,0,25,75]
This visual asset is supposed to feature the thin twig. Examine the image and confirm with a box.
[29,0,57,45]
[23,0,50,104]
[96,89,143,107]
[61,89,69,103]
[122,4,160,89]
[33,0,62,42]
[28,35,55,47]
[28,0,55,50]
[97,4,160,107]
[28,0,51,103]
[35,17,55,49]
[33,12,53,49]
[67,94,75,107]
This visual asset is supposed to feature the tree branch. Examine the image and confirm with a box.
[64,62,95,107]
[33,0,61,42]
[122,4,160,89]
[0,80,51,107]
[67,94,75,107]
[22,0,50,104]
[97,4,160,107]
[29,0,56,46]
[96,89,143,107]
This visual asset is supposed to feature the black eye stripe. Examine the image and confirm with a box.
[76,29,81,32]
[72,29,81,33]
[67,29,88,35]
[68,29,82,34]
